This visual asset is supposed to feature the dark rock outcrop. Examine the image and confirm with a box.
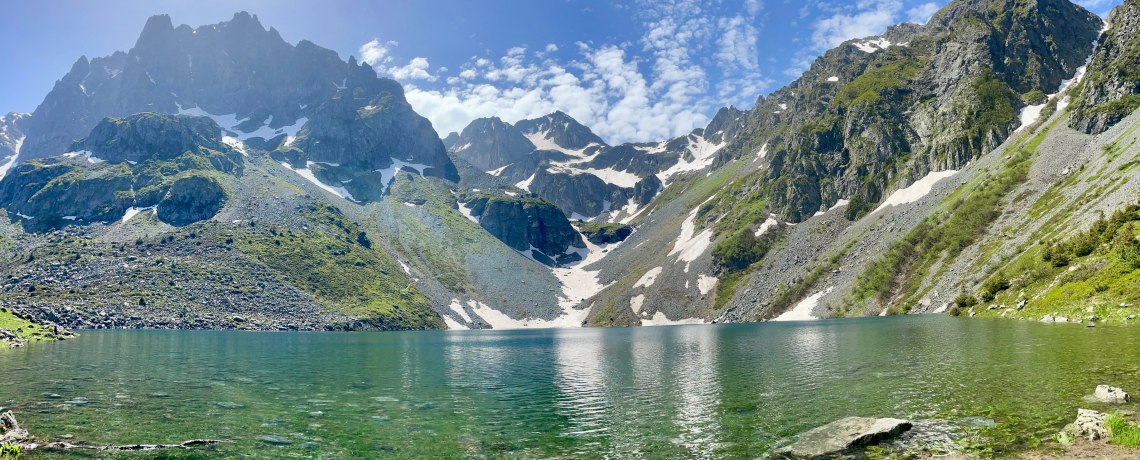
[576,222,632,245]
[157,175,227,226]
[463,194,585,266]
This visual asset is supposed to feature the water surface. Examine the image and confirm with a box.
[2,316,1138,458]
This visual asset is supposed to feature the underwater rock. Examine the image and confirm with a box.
[775,416,912,459]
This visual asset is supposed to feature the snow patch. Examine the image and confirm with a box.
[754,215,779,237]
[697,275,717,295]
[523,131,599,158]
[773,287,833,321]
[281,161,359,202]
[641,312,705,326]
[443,316,469,330]
[487,164,510,176]
[121,206,156,223]
[872,170,958,214]
[221,136,248,156]
[658,135,726,183]
[448,299,473,323]
[516,173,536,191]
[670,198,716,272]
[827,76,839,82]
[853,37,897,53]
[633,267,663,288]
[829,199,850,211]
[177,102,307,142]
[630,294,645,313]
[374,159,433,193]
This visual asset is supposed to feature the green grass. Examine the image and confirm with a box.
[1107,413,1140,447]
[848,120,1047,312]
[236,203,442,330]
[0,308,58,345]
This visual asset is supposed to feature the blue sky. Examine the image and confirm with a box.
[0,0,1121,144]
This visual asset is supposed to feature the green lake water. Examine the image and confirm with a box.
[1,315,1139,459]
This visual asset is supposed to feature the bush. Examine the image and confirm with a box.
[712,228,778,273]
[1023,89,1047,105]
[979,274,1010,302]
[954,293,978,310]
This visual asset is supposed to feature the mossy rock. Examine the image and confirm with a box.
[157,176,227,226]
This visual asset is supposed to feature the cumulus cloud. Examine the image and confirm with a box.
[811,0,903,50]
[388,57,438,82]
[906,2,940,24]
[359,39,397,66]
[369,0,773,144]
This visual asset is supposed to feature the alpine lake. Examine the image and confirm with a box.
[2,315,1138,459]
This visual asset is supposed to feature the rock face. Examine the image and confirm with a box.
[1093,385,1131,403]
[463,194,585,266]
[775,417,912,459]
[0,112,29,173]
[1070,0,1140,134]
[17,12,457,183]
[515,111,606,151]
[440,131,459,150]
[577,223,632,245]
[710,0,1103,221]
[157,175,227,226]
[69,112,231,164]
[450,117,536,171]
[0,112,242,231]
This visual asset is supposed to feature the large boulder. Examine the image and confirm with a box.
[1062,409,1108,440]
[157,175,227,226]
[0,411,29,444]
[775,417,912,459]
[1093,385,1131,404]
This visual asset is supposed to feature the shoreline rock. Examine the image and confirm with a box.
[775,416,912,459]
[1093,385,1130,404]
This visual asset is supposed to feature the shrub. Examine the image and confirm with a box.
[954,293,978,310]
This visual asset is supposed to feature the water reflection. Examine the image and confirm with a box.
[0,317,1138,459]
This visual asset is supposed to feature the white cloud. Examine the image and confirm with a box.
[906,2,940,24]
[359,39,397,66]
[388,57,438,82]
[811,0,903,50]
[370,0,773,144]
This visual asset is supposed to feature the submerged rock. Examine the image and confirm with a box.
[1093,385,1130,404]
[259,434,292,445]
[775,416,912,459]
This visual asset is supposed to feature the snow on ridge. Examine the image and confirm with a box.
[176,102,307,142]
[872,170,958,214]
[658,135,727,183]
[523,131,598,158]
[63,150,103,164]
[488,164,510,176]
[852,37,899,53]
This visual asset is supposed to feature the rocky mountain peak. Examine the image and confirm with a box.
[1069,0,1140,133]
[450,117,535,171]
[515,111,607,151]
